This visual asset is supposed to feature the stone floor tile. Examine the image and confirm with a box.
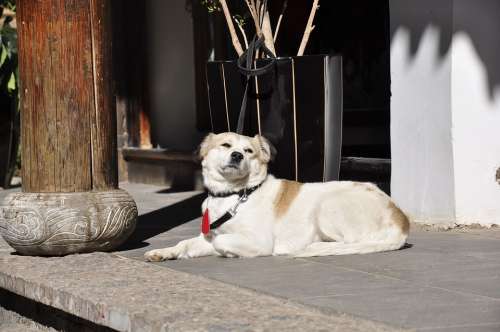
[299,287,500,330]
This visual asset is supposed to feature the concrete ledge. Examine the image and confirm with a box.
[0,252,404,332]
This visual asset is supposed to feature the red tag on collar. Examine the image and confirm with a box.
[201,209,210,234]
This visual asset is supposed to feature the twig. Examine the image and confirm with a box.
[256,0,261,21]
[244,0,255,20]
[297,0,319,56]
[249,0,257,16]
[219,0,244,56]
[244,0,256,20]
[233,17,249,49]
[245,0,261,36]
[273,0,288,42]
[261,10,276,56]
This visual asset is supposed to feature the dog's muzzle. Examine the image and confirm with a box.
[230,151,244,164]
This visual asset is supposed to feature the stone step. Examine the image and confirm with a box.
[0,251,405,332]
[0,323,45,332]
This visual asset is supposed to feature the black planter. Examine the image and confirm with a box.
[206,55,342,182]
[0,95,19,188]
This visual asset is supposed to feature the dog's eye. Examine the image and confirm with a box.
[244,148,254,154]
[221,143,231,148]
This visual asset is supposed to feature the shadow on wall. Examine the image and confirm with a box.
[390,0,500,99]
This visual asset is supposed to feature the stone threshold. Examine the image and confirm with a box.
[411,221,500,232]
[0,251,406,332]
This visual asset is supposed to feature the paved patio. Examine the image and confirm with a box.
[1,183,500,331]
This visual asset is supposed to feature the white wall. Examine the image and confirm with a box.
[451,0,500,225]
[390,0,456,224]
[390,0,500,226]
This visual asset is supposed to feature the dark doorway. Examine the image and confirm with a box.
[316,0,392,192]
[317,1,391,160]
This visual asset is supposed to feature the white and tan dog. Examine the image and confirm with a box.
[144,132,409,261]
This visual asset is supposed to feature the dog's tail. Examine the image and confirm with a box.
[294,240,406,257]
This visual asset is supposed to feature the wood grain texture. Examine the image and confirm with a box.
[89,0,117,190]
[17,0,117,192]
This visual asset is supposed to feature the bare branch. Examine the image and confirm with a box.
[250,0,257,12]
[256,0,262,21]
[261,10,276,56]
[273,0,288,42]
[219,0,244,56]
[297,0,320,56]
[244,0,256,19]
[246,0,261,36]
[233,17,249,49]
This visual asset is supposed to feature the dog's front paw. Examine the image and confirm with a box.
[144,248,176,262]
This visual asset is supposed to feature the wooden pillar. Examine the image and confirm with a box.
[0,0,137,256]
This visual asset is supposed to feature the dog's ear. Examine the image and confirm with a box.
[197,133,215,160]
[253,134,276,163]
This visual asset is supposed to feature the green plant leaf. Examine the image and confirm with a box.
[7,71,15,92]
[201,0,221,13]
[0,44,6,67]
[233,14,246,27]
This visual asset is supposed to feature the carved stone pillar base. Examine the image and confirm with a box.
[0,190,137,256]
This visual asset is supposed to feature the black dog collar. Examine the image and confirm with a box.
[206,180,265,198]
[203,179,266,232]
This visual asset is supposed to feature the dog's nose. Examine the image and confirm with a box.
[230,151,244,163]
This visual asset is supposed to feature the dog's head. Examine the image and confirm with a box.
[198,132,274,191]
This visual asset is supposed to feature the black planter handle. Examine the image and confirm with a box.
[235,35,277,134]
[236,36,276,76]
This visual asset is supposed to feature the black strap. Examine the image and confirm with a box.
[205,180,265,231]
[236,36,276,76]
[235,4,277,134]
[209,212,234,231]
[206,181,264,198]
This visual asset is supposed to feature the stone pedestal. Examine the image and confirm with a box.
[0,190,136,256]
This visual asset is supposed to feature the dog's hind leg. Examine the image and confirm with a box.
[293,240,406,257]
[212,234,273,258]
